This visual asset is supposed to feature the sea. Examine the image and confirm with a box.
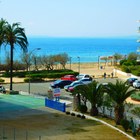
[0,37,139,63]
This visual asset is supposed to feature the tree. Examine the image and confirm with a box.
[3,22,28,90]
[113,53,123,65]
[56,53,69,69]
[128,52,138,61]
[21,52,30,71]
[106,80,135,125]
[72,81,104,116]
[0,18,7,46]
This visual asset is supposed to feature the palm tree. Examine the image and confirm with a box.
[72,81,104,116]
[4,22,28,90]
[106,80,135,125]
[0,18,7,46]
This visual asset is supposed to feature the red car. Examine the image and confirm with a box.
[61,75,77,81]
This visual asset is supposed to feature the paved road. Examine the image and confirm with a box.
[4,78,119,94]
[3,78,121,100]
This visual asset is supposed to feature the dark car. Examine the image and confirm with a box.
[126,78,138,86]
[50,80,72,88]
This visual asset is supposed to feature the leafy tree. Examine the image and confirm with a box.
[31,54,39,71]
[100,56,108,67]
[56,53,69,69]
[21,52,30,71]
[128,52,138,61]
[105,80,135,125]
[72,81,104,116]
[113,53,123,65]
[3,22,28,90]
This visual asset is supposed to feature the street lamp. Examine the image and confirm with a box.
[77,56,80,74]
[28,48,41,94]
[98,56,100,70]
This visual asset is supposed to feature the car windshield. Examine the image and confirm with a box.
[54,80,61,84]
[70,81,79,86]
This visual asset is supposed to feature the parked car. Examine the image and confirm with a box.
[133,80,140,88]
[76,74,92,80]
[78,78,92,84]
[126,78,138,86]
[61,75,77,81]
[50,80,72,88]
[64,81,83,91]
[68,83,83,92]
[0,85,6,93]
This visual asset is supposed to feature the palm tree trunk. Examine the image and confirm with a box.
[114,105,124,125]
[10,43,13,90]
[73,94,81,111]
[90,105,98,116]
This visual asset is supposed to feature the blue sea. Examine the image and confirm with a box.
[0,37,139,63]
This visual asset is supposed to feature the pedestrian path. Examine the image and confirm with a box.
[0,94,45,113]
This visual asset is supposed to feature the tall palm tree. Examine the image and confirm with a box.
[106,80,135,125]
[0,19,8,64]
[72,81,104,116]
[0,19,7,47]
[4,22,28,90]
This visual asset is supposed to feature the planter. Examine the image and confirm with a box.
[7,90,19,95]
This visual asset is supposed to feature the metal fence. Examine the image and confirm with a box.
[0,126,42,140]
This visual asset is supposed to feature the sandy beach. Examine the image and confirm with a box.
[2,62,129,83]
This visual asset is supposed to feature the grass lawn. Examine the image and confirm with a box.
[0,111,134,140]
[0,94,138,140]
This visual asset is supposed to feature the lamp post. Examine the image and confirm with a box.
[98,56,100,70]
[77,56,80,74]
[28,48,41,94]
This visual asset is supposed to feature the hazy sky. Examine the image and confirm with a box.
[0,0,140,37]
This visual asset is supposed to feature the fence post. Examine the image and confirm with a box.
[26,131,28,140]
[39,136,41,140]
[2,127,5,140]
[13,128,16,140]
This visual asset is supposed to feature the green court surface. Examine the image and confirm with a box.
[0,94,45,113]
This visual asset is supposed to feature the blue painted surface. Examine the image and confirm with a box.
[45,98,66,112]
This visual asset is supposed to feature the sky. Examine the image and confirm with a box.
[0,0,140,37]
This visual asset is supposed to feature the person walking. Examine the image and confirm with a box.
[111,72,114,78]
[104,72,106,79]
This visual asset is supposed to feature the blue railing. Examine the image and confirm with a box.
[45,98,66,112]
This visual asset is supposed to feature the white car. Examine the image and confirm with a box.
[133,80,140,88]
[76,74,92,80]
[78,78,92,85]
[64,81,83,91]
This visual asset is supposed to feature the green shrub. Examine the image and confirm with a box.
[120,59,127,65]
[120,119,130,132]
[6,90,19,95]
[79,105,87,113]
[0,78,5,83]
[131,93,140,101]
[131,70,140,76]
[121,65,131,73]
[24,77,44,82]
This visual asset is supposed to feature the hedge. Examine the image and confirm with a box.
[1,69,79,79]
[131,93,140,101]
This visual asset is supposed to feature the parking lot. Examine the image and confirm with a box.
[3,77,121,100]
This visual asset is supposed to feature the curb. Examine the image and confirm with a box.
[71,111,136,140]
